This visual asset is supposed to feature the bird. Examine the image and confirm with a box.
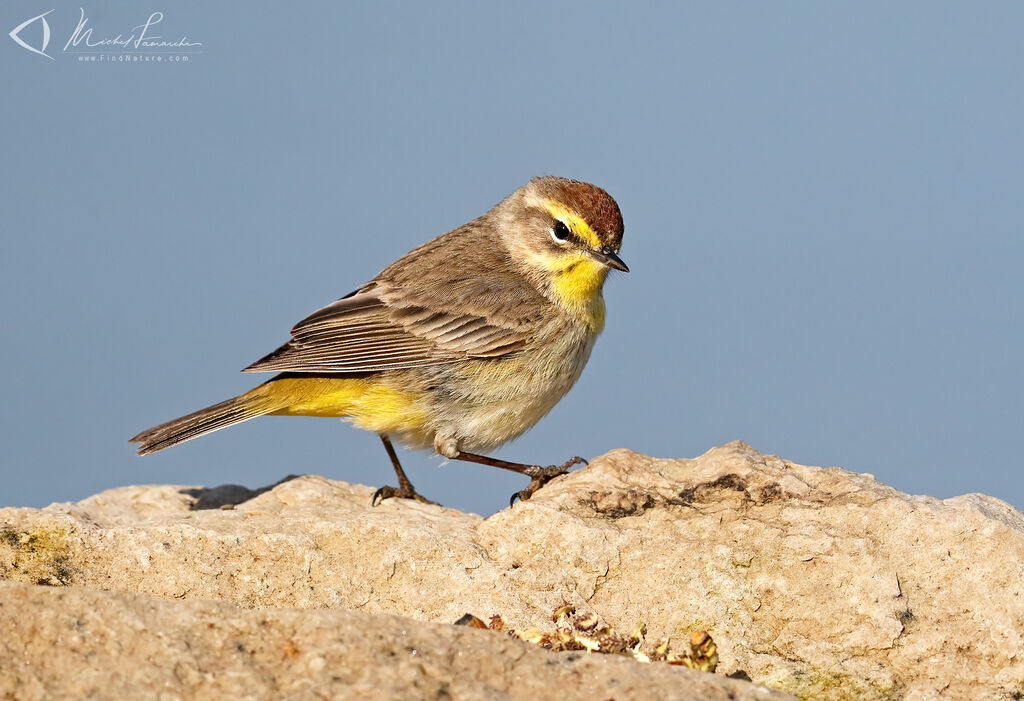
[130,176,628,505]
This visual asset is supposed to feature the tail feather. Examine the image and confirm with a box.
[130,394,270,455]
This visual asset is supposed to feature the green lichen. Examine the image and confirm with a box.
[772,666,900,701]
[0,524,75,586]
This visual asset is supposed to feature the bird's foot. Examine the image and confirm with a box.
[510,456,588,506]
[371,484,439,507]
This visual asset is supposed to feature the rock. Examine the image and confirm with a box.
[0,580,786,701]
[2,441,1023,699]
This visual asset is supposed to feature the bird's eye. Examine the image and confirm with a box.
[552,221,571,241]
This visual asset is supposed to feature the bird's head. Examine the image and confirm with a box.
[495,177,626,326]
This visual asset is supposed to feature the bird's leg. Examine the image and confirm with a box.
[452,452,587,506]
[371,435,439,506]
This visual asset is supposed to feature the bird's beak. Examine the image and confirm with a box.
[588,248,629,272]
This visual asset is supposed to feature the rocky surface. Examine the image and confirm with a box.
[0,581,783,701]
[2,441,1023,699]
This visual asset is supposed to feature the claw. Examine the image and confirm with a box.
[508,456,589,506]
[370,484,439,507]
[511,478,545,505]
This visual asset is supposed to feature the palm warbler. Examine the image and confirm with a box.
[131,176,627,504]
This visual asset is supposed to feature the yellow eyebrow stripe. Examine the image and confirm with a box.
[540,200,602,248]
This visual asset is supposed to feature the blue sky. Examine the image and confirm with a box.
[2,2,1022,514]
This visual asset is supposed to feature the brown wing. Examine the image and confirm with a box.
[244,288,531,373]
[244,223,549,374]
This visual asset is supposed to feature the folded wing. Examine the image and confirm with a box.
[244,279,540,374]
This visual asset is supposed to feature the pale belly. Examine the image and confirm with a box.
[409,329,598,454]
[271,330,597,456]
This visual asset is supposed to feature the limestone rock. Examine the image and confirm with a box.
[3,441,1023,699]
[0,581,784,701]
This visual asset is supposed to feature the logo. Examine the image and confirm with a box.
[8,8,201,62]
[9,9,54,60]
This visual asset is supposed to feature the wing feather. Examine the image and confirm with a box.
[244,286,537,374]
[243,221,550,374]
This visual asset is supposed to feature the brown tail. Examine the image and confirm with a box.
[130,394,270,455]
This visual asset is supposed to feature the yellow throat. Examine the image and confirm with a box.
[535,199,611,332]
[548,254,608,333]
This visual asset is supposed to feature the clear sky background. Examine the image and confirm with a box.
[2,2,1021,515]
